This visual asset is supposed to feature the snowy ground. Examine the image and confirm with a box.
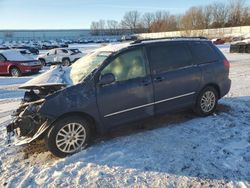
[1,45,250,187]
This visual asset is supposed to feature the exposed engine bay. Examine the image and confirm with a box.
[6,84,66,145]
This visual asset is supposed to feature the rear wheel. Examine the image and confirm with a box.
[39,59,46,66]
[45,116,91,158]
[62,58,71,66]
[10,67,21,77]
[194,86,218,116]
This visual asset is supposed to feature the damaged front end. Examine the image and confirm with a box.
[6,90,50,145]
[6,66,68,145]
[6,87,66,146]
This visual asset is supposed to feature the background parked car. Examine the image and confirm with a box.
[12,46,39,55]
[0,50,42,77]
[0,46,10,50]
[38,48,84,66]
[230,37,250,53]
[211,38,225,45]
[15,49,34,58]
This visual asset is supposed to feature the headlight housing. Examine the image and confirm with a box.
[20,63,30,66]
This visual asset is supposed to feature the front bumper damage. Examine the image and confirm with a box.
[6,98,51,145]
[6,120,50,145]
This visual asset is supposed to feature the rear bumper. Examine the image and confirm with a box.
[220,78,231,98]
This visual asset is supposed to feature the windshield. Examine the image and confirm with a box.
[70,49,80,53]
[69,51,111,85]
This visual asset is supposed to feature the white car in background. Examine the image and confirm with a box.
[38,48,84,66]
[15,49,36,59]
[231,37,250,45]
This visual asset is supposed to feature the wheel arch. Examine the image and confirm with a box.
[62,57,70,62]
[8,65,20,74]
[51,111,97,134]
[199,83,221,99]
[38,57,46,62]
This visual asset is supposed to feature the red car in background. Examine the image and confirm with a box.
[0,50,42,77]
[211,38,225,45]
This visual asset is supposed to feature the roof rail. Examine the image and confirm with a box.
[131,36,208,44]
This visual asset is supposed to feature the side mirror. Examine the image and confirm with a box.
[99,73,115,85]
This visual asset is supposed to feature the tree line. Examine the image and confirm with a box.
[90,0,250,35]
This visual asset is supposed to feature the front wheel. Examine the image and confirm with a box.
[39,59,46,66]
[10,67,21,77]
[62,58,71,66]
[45,116,91,158]
[194,86,218,116]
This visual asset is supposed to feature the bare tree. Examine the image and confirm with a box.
[107,20,119,35]
[180,6,205,30]
[90,0,250,35]
[150,11,178,32]
[241,7,250,25]
[142,12,154,32]
[211,3,229,28]
[90,20,106,35]
[228,0,246,26]
[121,11,141,32]
[203,5,213,29]
[90,21,99,35]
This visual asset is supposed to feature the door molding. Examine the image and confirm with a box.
[104,92,195,118]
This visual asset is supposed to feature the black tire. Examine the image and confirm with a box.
[239,45,246,53]
[230,44,240,53]
[194,86,218,116]
[45,116,91,158]
[62,58,71,66]
[246,44,250,53]
[39,59,46,66]
[10,67,21,77]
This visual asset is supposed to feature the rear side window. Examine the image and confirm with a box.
[148,43,192,73]
[190,42,219,64]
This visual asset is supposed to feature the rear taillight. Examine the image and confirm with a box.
[223,59,230,69]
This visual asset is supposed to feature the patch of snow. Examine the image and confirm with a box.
[19,66,69,89]
[92,42,130,53]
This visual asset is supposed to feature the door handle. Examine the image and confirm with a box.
[154,76,164,82]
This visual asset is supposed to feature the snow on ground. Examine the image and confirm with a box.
[0,45,250,187]
[0,67,49,101]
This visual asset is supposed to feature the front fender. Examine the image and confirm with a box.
[38,82,101,129]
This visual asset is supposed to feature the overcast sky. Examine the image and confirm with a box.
[0,0,249,29]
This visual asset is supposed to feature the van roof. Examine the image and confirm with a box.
[94,37,210,54]
[131,37,209,45]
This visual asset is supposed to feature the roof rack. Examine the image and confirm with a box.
[131,36,208,44]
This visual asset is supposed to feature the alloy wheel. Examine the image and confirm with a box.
[200,91,216,113]
[55,123,86,153]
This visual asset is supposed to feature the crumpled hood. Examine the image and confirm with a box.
[19,66,72,90]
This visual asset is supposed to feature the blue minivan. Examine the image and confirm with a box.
[7,38,231,157]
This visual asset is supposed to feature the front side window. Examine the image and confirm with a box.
[148,43,192,73]
[0,54,6,62]
[59,49,68,54]
[101,49,146,82]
